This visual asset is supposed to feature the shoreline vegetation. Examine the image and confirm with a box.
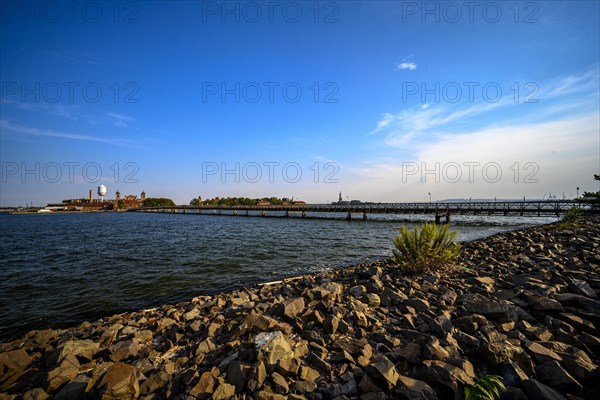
[1,216,599,399]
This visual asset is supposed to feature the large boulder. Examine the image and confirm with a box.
[521,379,567,400]
[50,339,99,364]
[365,355,399,390]
[394,374,438,400]
[419,360,474,400]
[457,293,514,320]
[46,354,80,392]
[255,331,293,366]
[535,360,582,393]
[97,362,139,399]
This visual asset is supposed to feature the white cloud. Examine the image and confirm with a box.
[370,113,395,134]
[396,62,417,70]
[0,119,135,146]
[107,112,135,127]
[354,67,600,201]
[347,113,599,201]
[371,67,599,149]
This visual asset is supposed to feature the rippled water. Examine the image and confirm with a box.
[0,212,557,341]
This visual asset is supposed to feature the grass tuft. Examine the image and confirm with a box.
[392,223,461,274]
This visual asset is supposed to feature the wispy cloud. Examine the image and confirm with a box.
[346,113,599,201]
[350,67,600,201]
[1,99,137,128]
[107,112,135,127]
[396,62,417,71]
[369,112,395,134]
[371,67,600,149]
[0,119,135,146]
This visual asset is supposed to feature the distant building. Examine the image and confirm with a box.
[44,190,147,212]
[122,194,144,209]
[332,191,361,205]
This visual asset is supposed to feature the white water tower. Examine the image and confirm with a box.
[98,185,107,201]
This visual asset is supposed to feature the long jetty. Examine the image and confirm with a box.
[134,200,585,222]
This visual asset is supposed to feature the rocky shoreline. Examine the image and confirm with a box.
[1,216,599,400]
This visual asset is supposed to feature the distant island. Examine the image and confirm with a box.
[189,196,306,206]
[2,187,176,214]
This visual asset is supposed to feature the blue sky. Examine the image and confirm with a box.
[1,0,599,206]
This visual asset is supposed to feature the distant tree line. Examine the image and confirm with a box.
[143,198,176,207]
[189,196,292,206]
[576,173,600,204]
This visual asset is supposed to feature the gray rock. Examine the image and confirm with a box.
[305,352,331,373]
[364,293,381,307]
[365,355,399,389]
[440,290,458,306]
[521,379,567,400]
[0,348,32,377]
[97,362,140,400]
[324,315,340,334]
[22,388,50,400]
[291,380,317,393]
[255,331,293,366]
[394,374,438,400]
[226,361,251,393]
[54,375,92,400]
[299,365,320,382]
[454,331,480,349]
[212,381,236,400]
[404,298,430,313]
[139,370,169,396]
[46,354,80,392]
[281,297,305,319]
[398,343,421,364]
[350,285,367,298]
[271,371,289,394]
[183,307,200,321]
[108,340,139,362]
[429,315,453,337]
[50,339,99,365]
[523,341,562,364]
[380,287,407,306]
[526,295,564,312]
[570,279,597,298]
[246,361,267,392]
[458,293,513,320]
[555,293,600,314]
[501,361,529,387]
[420,360,474,400]
[276,357,300,377]
[559,313,596,334]
[535,360,582,393]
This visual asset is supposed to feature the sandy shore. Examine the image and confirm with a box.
[1,215,599,399]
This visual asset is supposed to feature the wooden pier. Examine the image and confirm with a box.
[134,200,585,221]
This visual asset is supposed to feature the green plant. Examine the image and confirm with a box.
[564,207,584,223]
[464,375,506,400]
[142,198,176,207]
[392,223,461,274]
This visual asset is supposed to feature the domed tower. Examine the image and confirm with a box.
[116,190,121,201]
[141,191,146,200]
[98,185,107,201]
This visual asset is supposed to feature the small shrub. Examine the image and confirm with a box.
[564,207,584,223]
[464,375,506,400]
[392,223,461,274]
